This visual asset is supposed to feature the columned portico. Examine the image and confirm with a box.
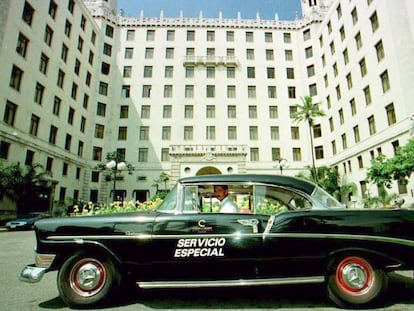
[169,145,248,185]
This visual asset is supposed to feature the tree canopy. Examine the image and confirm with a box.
[367,139,414,186]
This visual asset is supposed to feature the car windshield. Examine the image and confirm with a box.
[311,186,345,209]
[156,186,178,212]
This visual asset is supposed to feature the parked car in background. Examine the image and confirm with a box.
[19,174,414,309]
[6,212,49,230]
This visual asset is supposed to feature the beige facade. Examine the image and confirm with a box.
[1,0,414,211]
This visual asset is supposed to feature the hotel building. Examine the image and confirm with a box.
[1,0,413,213]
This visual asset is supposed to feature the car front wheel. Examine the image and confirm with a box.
[327,256,387,308]
[57,253,120,307]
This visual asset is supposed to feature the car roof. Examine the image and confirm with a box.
[178,174,316,195]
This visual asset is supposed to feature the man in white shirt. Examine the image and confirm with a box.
[214,185,238,213]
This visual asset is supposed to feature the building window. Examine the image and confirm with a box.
[351,7,358,24]
[386,103,396,125]
[246,49,255,60]
[34,82,45,105]
[364,86,372,105]
[315,146,324,160]
[355,32,362,50]
[105,25,114,38]
[0,141,11,159]
[71,82,78,100]
[305,46,313,58]
[95,124,104,139]
[245,32,254,42]
[303,29,311,41]
[250,148,259,161]
[206,85,215,98]
[44,25,53,46]
[228,105,236,118]
[165,66,173,78]
[292,148,302,161]
[141,85,151,98]
[125,47,133,59]
[269,106,278,119]
[102,62,111,75]
[49,125,57,144]
[10,65,24,91]
[341,134,347,149]
[185,66,194,78]
[227,85,236,98]
[368,115,376,135]
[353,125,360,143]
[99,82,108,96]
[268,86,277,98]
[120,105,129,118]
[309,84,317,96]
[186,30,195,41]
[184,105,194,119]
[165,48,174,59]
[288,86,296,98]
[96,102,106,117]
[121,85,131,98]
[228,126,237,140]
[141,105,150,118]
[163,85,173,98]
[145,48,154,59]
[271,148,281,161]
[285,49,293,61]
[4,101,18,126]
[248,106,257,119]
[80,117,86,133]
[206,105,215,118]
[162,126,171,140]
[226,31,234,42]
[291,127,300,140]
[123,66,132,78]
[375,40,384,62]
[207,30,215,41]
[184,126,193,140]
[126,29,135,41]
[185,85,194,98]
[206,126,215,140]
[265,32,273,42]
[227,67,235,78]
[16,33,29,58]
[29,114,39,136]
[267,67,275,79]
[138,148,148,162]
[359,58,367,77]
[247,67,255,78]
[22,1,35,25]
[64,134,72,151]
[370,11,379,32]
[283,32,291,43]
[247,86,256,98]
[139,127,149,140]
[161,148,170,161]
[67,107,74,125]
[286,68,295,79]
[270,126,280,140]
[380,70,390,93]
[25,150,35,166]
[206,66,215,78]
[163,105,172,118]
[350,98,356,116]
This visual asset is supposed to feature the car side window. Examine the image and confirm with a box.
[253,185,312,215]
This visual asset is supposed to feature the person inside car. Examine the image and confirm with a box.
[214,185,238,213]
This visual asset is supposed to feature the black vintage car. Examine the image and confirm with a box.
[20,174,414,308]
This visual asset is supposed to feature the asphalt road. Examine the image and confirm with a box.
[1,230,414,311]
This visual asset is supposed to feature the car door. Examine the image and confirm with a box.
[149,185,267,281]
[151,212,266,280]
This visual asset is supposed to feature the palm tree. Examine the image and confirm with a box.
[293,96,326,183]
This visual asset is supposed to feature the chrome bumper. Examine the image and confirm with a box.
[19,265,47,283]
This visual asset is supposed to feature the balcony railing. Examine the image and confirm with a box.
[183,56,239,67]
[170,144,247,155]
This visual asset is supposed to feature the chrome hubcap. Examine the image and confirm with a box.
[70,259,106,297]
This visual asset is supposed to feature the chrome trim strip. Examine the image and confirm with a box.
[46,232,414,248]
[137,276,325,289]
[264,232,414,247]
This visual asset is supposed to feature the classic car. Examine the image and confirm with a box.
[19,174,414,308]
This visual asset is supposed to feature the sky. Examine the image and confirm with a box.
[116,0,302,21]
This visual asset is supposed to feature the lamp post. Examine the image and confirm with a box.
[106,159,127,202]
[274,158,289,175]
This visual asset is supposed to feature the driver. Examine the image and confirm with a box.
[214,185,238,213]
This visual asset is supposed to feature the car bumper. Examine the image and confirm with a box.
[19,265,47,283]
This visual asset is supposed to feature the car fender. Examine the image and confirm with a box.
[326,247,403,272]
[45,239,123,271]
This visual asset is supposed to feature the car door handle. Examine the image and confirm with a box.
[237,219,259,233]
